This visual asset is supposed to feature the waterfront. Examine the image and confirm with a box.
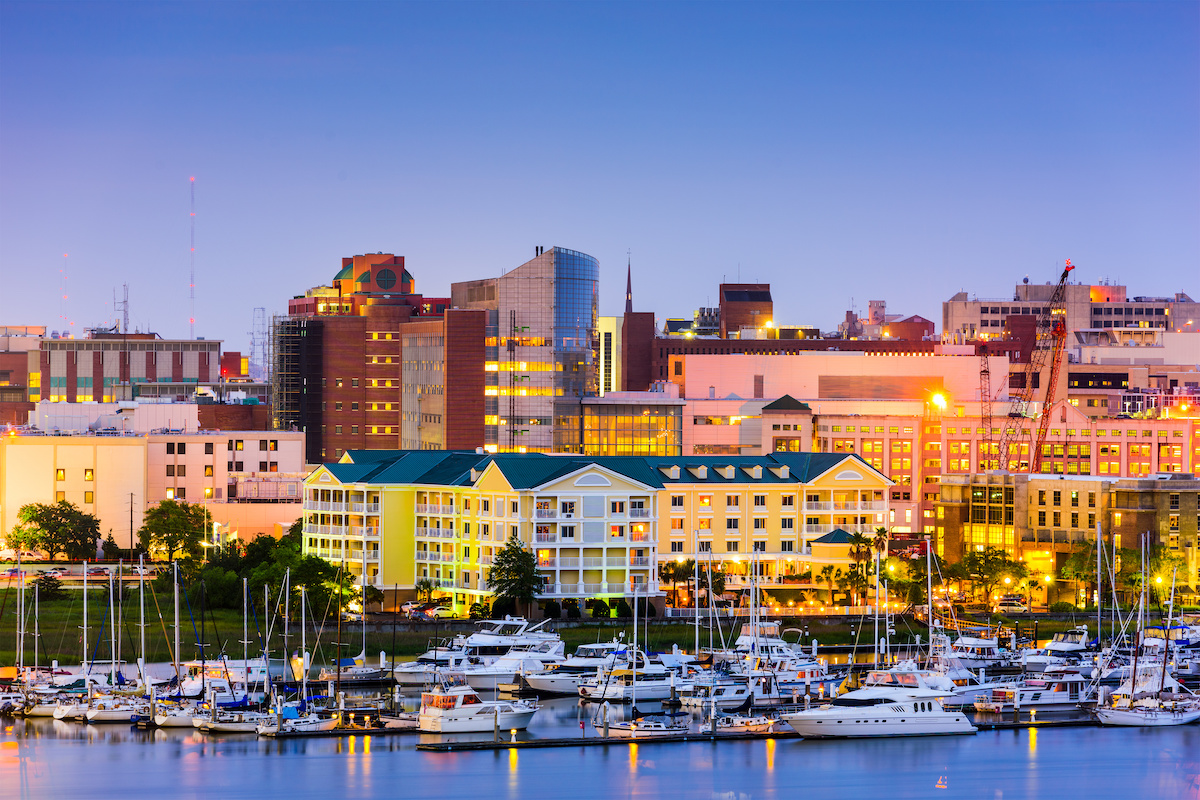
[3,701,1198,800]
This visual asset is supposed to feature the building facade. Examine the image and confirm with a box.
[451,246,600,453]
[301,451,890,612]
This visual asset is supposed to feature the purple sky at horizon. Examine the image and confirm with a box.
[1,2,1197,354]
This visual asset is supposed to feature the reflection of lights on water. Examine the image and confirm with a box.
[1028,727,1037,756]
[766,738,775,771]
[349,735,355,755]
[508,747,518,772]
[364,735,371,754]
[629,742,638,772]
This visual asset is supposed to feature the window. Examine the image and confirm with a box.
[83,468,94,481]
[177,443,186,455]
[84,491,94,504]
[1038,490,1046,506]
[1038,511,1046,526]
[177,465,186,477]
[511,501,519,514]
[269,440,278,451]
[1088,492,1096,508]
[1053,511,1061,527]
[259,461,268,472]
[235,440,244,451]
[166,465,175,477]
[698,541,712,552]
[175,487,186,499]
[698,518,711,530]
[670,541,684,553]
[1052,491,1061,506]
[611,501,626,514]
[1071,512,1079,528]
[335,425,342,434]
[780,540,794,552]
[204,487,214,499]
[205,442,214,455]
[726,541,739,552]
[560,525,575,539]
[56,468,65,481]
[726,518,739,530]
[351,378,359,388]
[671,495,684,508]
[56,491,65,502]
[351,402,359,411]
[1070,491,1079,508]
[753,495,766,507]
[781,518,794,529]
[753,541,766,552]
[204,465,213,477]
[481,499,490,512]
[671,518,684,530]
[726,495,739,507]
[335,402,343,411]
[166,442,175,455]
[234,461,243,471]
[753,518,766,529]
[782,495,795,507]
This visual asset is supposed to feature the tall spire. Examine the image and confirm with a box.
[624,253,633,314]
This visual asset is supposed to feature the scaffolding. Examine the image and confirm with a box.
[269,314,304,432]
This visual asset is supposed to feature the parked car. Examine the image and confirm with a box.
[420,605,457,620]
[130,565,155,576]
[994,595,1029,614]
[400,599,426,615]
[86,566,111,577]
[406,602,438,619]
[39,568,68,578]
[1,568,27,579]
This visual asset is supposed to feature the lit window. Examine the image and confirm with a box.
[83,468,94,481]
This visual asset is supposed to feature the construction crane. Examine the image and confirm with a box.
[979,350,994,470]
[996,261,1075,473]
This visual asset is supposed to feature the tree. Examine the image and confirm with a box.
[847,532,872,574]
[34,573,67,600]
[961,547,1028,601]
[139,500,209,561]
[486,534,542,617]
[1060,544,1098,607]
[658,560,694,607]
[414,578,436,603]
[14,501,100,560]
[102,532,121,560]
[696,564,725,601]
[818,565,843,605]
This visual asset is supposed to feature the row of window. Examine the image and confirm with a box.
[1037,511,1098,529]
[670,540,795,553]
[55,468,94,481]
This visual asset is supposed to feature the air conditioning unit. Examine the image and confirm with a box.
[561,513,574,519]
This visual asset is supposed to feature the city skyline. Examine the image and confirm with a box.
[1,2,1197,352]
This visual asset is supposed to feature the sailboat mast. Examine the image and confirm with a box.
[301,586,307,702]
[173,561,181,683]
[16,551,23,674]
[108,572,116,685]
[33,582,39,673]
[242,578,248,673]
[82,560,88,674]
[925,536,933,660]
[873,549,880,666]
[631,583,637,709]
[139,554,146,686]
[1160,567,1177,696]
[692,530,699,660]
[1096,520,1102,649]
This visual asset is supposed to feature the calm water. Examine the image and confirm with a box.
[3,700,1198,800]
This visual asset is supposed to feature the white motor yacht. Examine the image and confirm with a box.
[393,640,473,687]
[417,681,538,733]
[1022,626,1092,674]
[780,686,977,738]
[193,709,274,734]
[523,639,625,696]
[973,668,1091,714]
[943,635,1012,670]
[460,641,566,691]
[714,713,775,733]
[580,661,694,703]
[437,617,563,680]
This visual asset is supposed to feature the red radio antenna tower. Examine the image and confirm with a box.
[189,176,196,339]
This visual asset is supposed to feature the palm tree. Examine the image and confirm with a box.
[415,577,435,603]
[872,527,889,559]
[658,560,695,607]
[818,565,842,605]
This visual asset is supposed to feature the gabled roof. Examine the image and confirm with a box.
[761,394,811,412]
[812,528,854,544]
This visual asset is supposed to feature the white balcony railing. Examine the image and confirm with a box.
[805,502,833,511]
[535,509,556,519]
[534,533,557,543]
[557,557,580,568]
[629,508,652,518]
[416,503,455,515]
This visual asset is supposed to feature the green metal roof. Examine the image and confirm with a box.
[315,451,887,490]
[812,529,854,544]
[334,265,354,281]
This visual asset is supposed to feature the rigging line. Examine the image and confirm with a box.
[51,584,79,665]
[149,580,175,668]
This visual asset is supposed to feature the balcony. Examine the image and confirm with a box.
[804,524,836,535]
[535,533,558,543]
[349,526,379,539]
[556,557,580,568]
[537,559,557,568]
[347,502,380,514]
[860,501,886,511]
[477,556,493,566]
[417,503,456,515]
[629,556,651,567]
[416,527,456,539]
[535,509,557,519]
[629,531,652,542]
[629,508,652,519]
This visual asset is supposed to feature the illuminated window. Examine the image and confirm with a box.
[83,468,94,481]
[55,469,65,481]
[84,491,94,504]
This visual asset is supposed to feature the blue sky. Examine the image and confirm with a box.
[1,2,1196,351]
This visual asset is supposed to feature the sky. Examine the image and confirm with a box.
[1,1,1197,355]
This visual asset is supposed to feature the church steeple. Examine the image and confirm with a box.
[624,256,633,314]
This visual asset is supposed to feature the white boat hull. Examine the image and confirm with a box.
[781,708,977,738]
[257,715,339,735]
[1095,706,1200,727]
[599,720,688,738]
[86,706,147,723]
[419,706,537,733]
[153,711,198,728]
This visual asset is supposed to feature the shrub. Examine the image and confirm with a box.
[542,600,562,619]
[1049,601,1077,613]
[34,574,66,601]
[491,596,518,619]
[469,602,490,620]
[590,599,610,619]
[614,598,633,618]
[563,599,581,619]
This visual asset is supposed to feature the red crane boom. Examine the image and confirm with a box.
[997,262,1074,473]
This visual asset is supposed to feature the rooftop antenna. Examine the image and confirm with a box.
[189,176,196,339]
[113,283,130,333]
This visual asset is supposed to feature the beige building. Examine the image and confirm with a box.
[0,430,307,553]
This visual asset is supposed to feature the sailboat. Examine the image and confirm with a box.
[1094,559,1200,727]
[594,585,688,738]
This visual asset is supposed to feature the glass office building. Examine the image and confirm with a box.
[453,247,599,453]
